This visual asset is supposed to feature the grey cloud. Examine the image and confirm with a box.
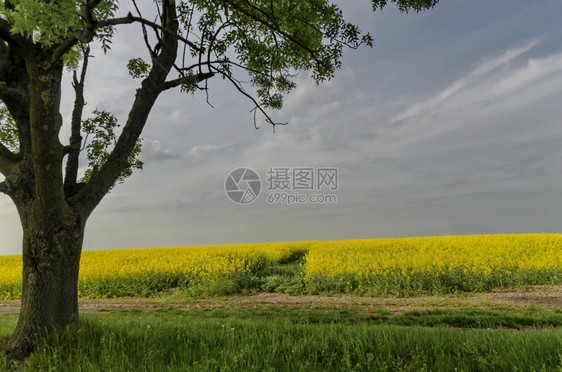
[141,139,179,162]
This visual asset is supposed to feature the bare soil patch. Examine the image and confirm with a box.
[1,285,560,316]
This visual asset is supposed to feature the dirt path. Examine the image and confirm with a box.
[1,285,560,316]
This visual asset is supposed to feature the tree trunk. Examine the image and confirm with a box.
[1,1,178,359]
[1,60,86,360]
[2,207,85,360]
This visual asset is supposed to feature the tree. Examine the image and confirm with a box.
[0,0,438,360]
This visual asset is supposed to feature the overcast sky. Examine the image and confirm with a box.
[1,0,562,255]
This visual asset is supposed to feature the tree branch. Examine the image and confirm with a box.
[0,41,30,155]
[100,14,201,53]
[0,18,33,56]
[130,0,160,64]
[0,94,29,156]
[222,0,323,64]
[159,71,215,91]
[0,142,18,176]
[215,66,287,131]
[64,46,90,196]
[0,181,8,194]
[74,1,179,217]
[51,0,104,62]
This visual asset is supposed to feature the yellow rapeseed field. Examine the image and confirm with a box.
[0,234,560,299]
[79,242,308,281]
[0,255,21,300]
[0,241,312,299]
[303,234,562,294]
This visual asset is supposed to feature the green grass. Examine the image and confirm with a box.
[0,316,17,371]
[143,305,562,330]
[304,268,562,296]
[1,307,561,371]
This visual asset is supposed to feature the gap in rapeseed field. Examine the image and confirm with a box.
[1,234,561,300]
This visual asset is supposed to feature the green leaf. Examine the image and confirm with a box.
[3,0,118,49]
[127,58,151,79]
[81,109,143,189]
[179,71,200,94]
[0,104,19,153]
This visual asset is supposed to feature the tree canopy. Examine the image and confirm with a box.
[0,0,437,197]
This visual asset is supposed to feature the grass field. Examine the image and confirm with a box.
[1,306,562,371]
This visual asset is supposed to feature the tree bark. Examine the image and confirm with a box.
[2,210,84,360]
